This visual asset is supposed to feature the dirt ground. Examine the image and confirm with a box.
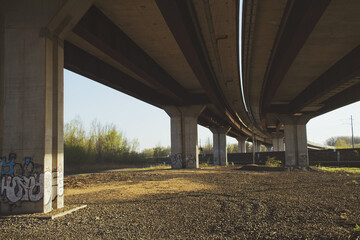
[1,166,360,239]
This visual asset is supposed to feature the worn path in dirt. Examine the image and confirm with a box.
[1,166,360,239]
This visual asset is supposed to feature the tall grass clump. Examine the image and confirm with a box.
[265,156,282,167]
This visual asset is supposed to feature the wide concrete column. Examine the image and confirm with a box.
[236,136,248,153]
[272,133,284,151]
[278,115,312,167]
[0,1,92,214]
[164,105,205,169]
[210,127,231,166]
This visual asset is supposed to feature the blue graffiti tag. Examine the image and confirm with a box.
[1,154,16,175]
[25,157,31,166]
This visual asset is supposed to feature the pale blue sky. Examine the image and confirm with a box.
[64,70,360,150]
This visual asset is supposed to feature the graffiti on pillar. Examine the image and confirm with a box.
[170,154,182,168]
[1,154,41,177]
[1,173,45,202]
[285,153,296,166]
[0,153,47,203]
[52,167,64,201]
[170,153,197,168]
[1,154,15,175]
[43,170,52,206]
[185,154,195,168]
[299,154,308,166]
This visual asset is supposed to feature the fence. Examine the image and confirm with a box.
[144,148,360,167]
[227,148,360,167]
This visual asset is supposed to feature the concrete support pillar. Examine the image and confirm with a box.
[236,136,248,153]
[164,105,205,169]
[254,141,261,152]
[251,135,256,164]
[278,115,311,167]
[265,145,272,152]
[210,127,231,166]
[272,133,284,151]
[0,1,92,214]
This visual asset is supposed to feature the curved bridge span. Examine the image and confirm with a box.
[0,0,359,214]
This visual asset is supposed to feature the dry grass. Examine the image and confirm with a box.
[318,166,360,174]
[133,164,172,171]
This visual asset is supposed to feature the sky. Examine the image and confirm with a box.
[64,70,360,151]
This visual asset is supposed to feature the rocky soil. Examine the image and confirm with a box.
[1,166,359,239]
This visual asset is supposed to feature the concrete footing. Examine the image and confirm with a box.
[164,105,205,169]
[0,204,87,219]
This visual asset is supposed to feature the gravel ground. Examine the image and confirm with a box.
[1,166,359,239]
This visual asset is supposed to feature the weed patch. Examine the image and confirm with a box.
[265,156,282,167]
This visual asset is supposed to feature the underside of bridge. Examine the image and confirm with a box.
[0,0,256,214]
[63,0,270,168]
[0,0,359,214]
[242,0,360,166]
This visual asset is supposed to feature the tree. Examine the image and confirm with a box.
[200,137,213,154]
[64,117,140,164]
[246,142,253,152]
[64,117,86,147]
[335,139,350,149]
[260,145,268,152]
[325,137,338,146]
[153,143,170,157]
[141,148,155,158]
[325,136,360,146]
[227,143,238,153]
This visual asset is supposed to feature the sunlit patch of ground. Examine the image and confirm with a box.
[318,166,360,174]
[65,177,215,201]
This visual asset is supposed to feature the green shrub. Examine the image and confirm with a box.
[265,156,282,167]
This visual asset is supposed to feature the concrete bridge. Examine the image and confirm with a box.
[0,0,359,214]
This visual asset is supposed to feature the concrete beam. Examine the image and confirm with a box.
[261,0,331,113]
[164,105,205,169]
[318,82,360,116]
[73,6,206,105]
[47,0,94,39]
[64,42,176,107]
[289,45,360,113]
[278,115,312,167]
[0,0,77,214]
[156,0,253,138]
[210,127,231,165]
